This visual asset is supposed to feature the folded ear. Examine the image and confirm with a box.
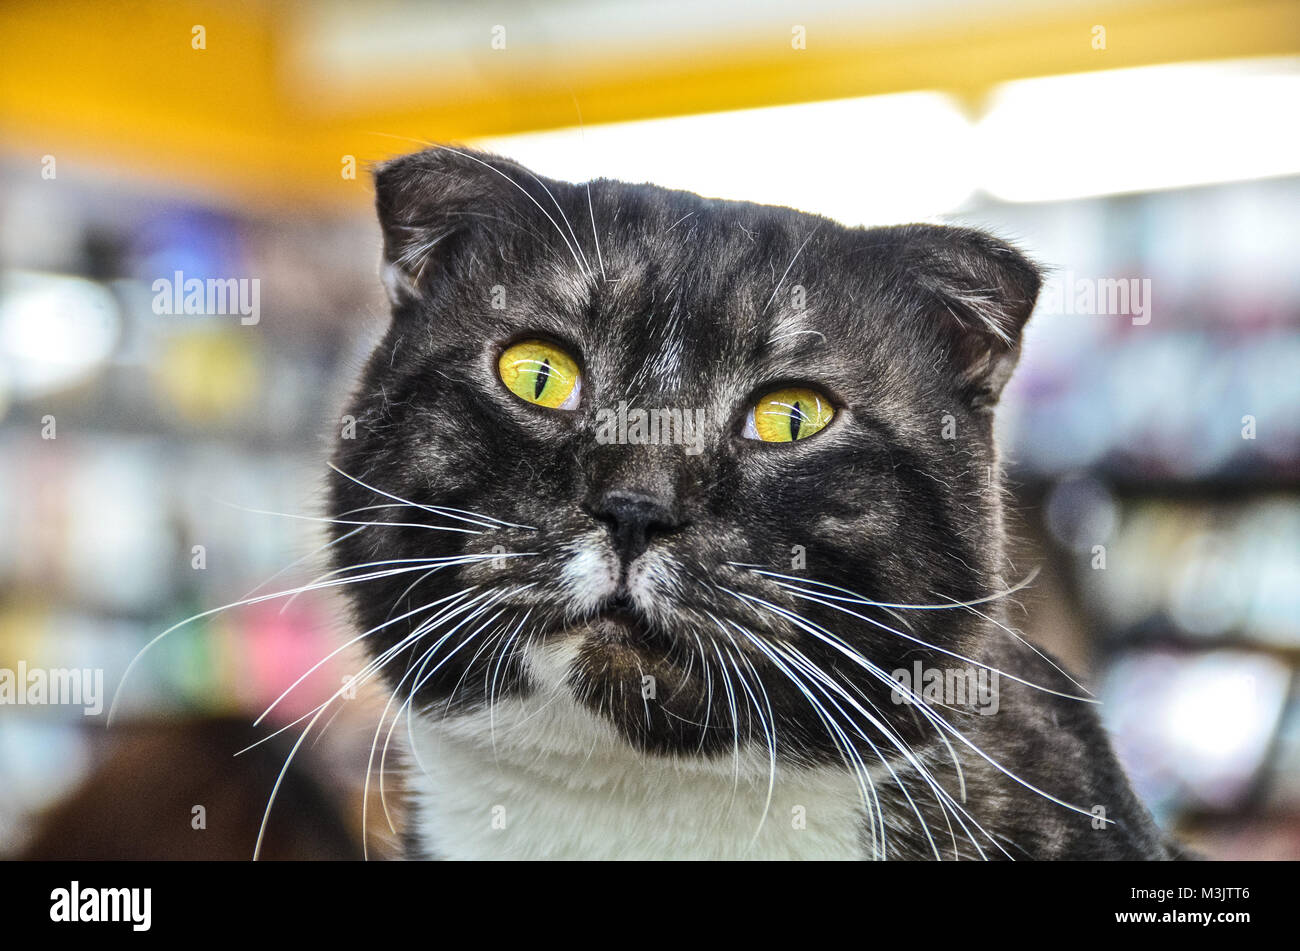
[372,146,532,307]
[897,225,1042,410]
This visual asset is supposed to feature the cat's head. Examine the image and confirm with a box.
[329,146,1040,759]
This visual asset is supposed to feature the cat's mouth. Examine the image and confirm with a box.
[561,595,679,655]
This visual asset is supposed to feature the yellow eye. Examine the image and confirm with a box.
[745,387,834,442]
[498,340,581,410]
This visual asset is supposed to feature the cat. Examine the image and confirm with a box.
[328,145,1179,860]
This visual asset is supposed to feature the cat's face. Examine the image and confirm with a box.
[330,148,1040,760]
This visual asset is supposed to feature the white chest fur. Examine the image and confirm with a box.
[404,641,869,860]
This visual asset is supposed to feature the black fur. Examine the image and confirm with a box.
[330,146,1176,859]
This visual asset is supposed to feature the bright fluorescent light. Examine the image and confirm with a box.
[473,92,975,226]
[476,57,1299,217]
[1159,651,1290,807]
[0,271,120,398]
[976,57,1300,202]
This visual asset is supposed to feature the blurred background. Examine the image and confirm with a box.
[1,0,1298,859]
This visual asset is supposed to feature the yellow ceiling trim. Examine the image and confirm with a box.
[2,0,1297,211]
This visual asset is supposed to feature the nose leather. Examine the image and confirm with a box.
[587,488,681,564]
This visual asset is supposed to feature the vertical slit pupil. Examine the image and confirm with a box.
[790,400,803,440]
[534,358,551,400]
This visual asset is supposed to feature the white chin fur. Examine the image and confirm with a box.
[403,638,872,860]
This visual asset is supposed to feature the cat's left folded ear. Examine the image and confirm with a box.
[897,225,1043,409]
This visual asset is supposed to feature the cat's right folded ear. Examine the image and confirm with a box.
[372,146,524,307]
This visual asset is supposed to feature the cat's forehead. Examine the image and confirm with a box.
[540,198,860,393]
[562,261,830,400]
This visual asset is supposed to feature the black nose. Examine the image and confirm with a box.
[588,489,681,564]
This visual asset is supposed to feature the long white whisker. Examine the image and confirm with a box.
[717,586,1011,858]
[726,624,889,858]
[713,618,777,850]
[254,584,482,727]
[762,226,818,315]
[738,564,1040,611]
[250,588,490,860]
[771,584,1094,704]
[723,586,1103,837]
[377,600,514,835]
[238,587,487,755]
[398,146,592,282]
[360,589,509,853]
[109,562,471,724]
[214,499,484,534]
[327,461,536,530]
